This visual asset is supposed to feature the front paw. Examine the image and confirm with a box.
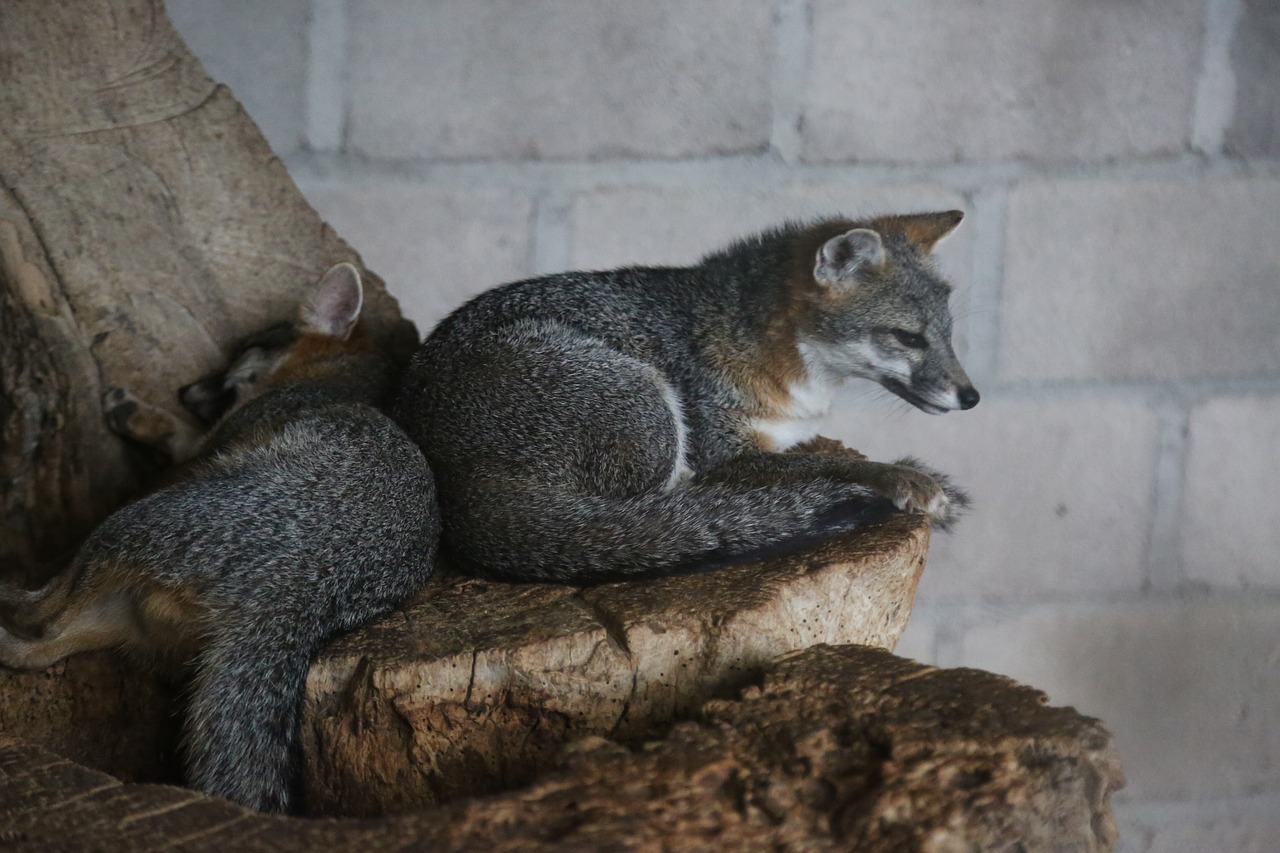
[104,387,143,438]
[888,457,970,531]
[103,387,201,461]
[104,387,178,445]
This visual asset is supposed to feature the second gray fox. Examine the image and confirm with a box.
[0,264,439,813]
[392,211,978,583]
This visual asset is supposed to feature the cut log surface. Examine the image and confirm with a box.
[302,511,929,816]
[0,643,1123,852]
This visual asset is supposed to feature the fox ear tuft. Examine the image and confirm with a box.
[897,210,964,251]
[303,263,364,339]
[814,228,885,289]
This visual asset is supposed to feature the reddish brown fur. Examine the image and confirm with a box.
[271,323,374,385]
[872,211,964,252]
[722,220,858,420]
[0,556,205,671]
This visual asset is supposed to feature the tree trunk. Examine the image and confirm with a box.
[0,0,416,577]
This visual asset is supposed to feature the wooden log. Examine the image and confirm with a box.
[302,512,929,816]
[0,644,1123,852]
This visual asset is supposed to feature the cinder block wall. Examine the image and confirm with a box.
[168,1,1280,849]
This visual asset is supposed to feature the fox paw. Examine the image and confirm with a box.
[104,388,201,461]
[887,457,970,531]
[104,388,160,443]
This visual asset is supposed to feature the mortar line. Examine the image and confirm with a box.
[768,0,811,165]
[1144,399,1192,592]
[975,376,1280,402]
[911,587,1280,625]
[1116,790,1280,821]
[281,151,1280,192]
[1191,0,1245,156]
[305,0,349,153]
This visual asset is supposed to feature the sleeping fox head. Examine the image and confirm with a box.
[180,263,367,424]
[798,211,979,414]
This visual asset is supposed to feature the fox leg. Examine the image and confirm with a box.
[0,584,135,670]
[696,450,968,530]
[0,568,77,637]
[0,558,203,671]
[103,387,204,463]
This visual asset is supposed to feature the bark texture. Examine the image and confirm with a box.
[0,0,416,575]
[0,644,1123,852]
[302,510,928,816]
[0,651,182,787]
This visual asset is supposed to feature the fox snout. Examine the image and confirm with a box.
[880,375,979,414]
[180,376,237,425]
[927,381,980,413]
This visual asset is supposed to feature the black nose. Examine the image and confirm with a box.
[958,386,980,410]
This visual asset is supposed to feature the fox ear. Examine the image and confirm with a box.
[814,228,885,289]
[897,210,964,252]
[302,262,364,339]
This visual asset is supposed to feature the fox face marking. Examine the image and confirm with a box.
[800,213,979,415]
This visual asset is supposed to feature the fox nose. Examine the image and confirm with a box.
[957,386,980,410]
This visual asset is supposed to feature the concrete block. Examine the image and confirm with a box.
[1226,0,1280,157]
[166,0,307,154]
[1180,395,1280,589]
[958,602,1280,802]
[825,395,1157,599]
[1002,178,1280,382]
[803,0,1202,163]
[302,183,534,331]
[346,0,773,160]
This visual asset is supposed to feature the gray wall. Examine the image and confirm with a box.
[168,2,1280,849]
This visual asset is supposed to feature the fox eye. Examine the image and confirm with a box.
[891,329,928,349]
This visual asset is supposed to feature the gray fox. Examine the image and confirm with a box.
[392,212,978,583]
[0,264,440,813]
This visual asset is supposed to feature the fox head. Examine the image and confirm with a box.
[179,263,366,424]
[798,211,979,414]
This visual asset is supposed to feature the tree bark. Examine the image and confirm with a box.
[0,644,1124,852]
[0,0,416,576]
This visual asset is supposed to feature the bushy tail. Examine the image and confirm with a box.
[183,602,324,813]
[445,479,896,584]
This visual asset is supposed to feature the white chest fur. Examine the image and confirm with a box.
[748,373,837,451]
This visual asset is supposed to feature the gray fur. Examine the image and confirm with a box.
[392,215,976,584]
[90,405,437,811]
[5,268,439,813]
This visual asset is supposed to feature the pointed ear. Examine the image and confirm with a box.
[898,210,964,252]
[302,263,364,339]
[814,228,885,289]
